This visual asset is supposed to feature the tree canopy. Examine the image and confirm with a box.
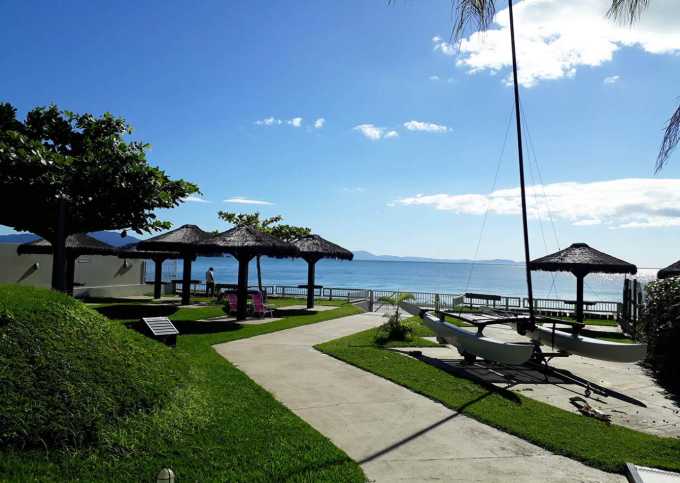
[217,211,310,241]
[0,103,199,241]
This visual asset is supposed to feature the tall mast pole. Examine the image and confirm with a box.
[508,0,535,331]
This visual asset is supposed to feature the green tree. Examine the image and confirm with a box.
[429,0,679,170]
[0,103,199,291]
[217,211,310,291]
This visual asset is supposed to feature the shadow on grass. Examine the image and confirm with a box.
[96,304,179,320]
[173,320,243,335]
[405,352,522,405]
[273,308,317,317]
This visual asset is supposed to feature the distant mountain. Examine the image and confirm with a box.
[352,250,518,265]
[0,231,141,247]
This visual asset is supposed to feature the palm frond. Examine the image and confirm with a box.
[607,0,649,24]
[655,103,680,173]
[451,0,496,41]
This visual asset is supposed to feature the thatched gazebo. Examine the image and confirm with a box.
[292,234,353,308]
[17,233,117,295]
[117,243,183,299]
[530,243,637,322]
[200,225,298,320]
[657,261,680,280]
[136,224,211,305]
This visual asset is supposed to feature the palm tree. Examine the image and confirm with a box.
[440,0,679,171]
[607,0,679,172]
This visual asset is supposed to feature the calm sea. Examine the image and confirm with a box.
[149,257,657,302]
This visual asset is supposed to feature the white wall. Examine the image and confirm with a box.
[0,244,149,297]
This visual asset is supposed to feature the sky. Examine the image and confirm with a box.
[1,0,680,267]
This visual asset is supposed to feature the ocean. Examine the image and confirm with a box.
[149,257,657,302]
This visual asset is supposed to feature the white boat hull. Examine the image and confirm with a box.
[422,313,534,365]
[528,325,647,363]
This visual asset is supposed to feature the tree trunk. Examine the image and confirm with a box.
[256,255,263,292]
[51,199,67,292]
[66,256,76,296]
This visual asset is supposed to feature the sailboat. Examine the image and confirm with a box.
[402,0,646,367]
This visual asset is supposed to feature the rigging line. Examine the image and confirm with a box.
[519,102,561,299]
[459,103,514,314]
[520,112,557,299]
[520,102,561,251]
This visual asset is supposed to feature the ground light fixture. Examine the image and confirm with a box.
[156,468,175,483]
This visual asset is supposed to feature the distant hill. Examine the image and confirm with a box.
[352,250,518,265]
[0,231,141,247]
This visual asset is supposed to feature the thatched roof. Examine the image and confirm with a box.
[292,234,353,261]
[658,260,680,279]
[117,242,183,260]
[530,243,636,275]
[136,224,211,253]
[200,225,298,258]
[17,233,117,256]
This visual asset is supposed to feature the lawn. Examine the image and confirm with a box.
[316,321,680,475]
[1,300,366,482]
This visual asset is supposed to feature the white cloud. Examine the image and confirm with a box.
[182,195,211,203]
[396,178,680,229]
[384,130,399,139]
[287,117,303,128]
[436,0,680,87]
[224,197,274,206]
[314,117,326,129]
[603,75,620,84]
[353,124,385,140]
[432,35,456,56]
[429,75,440,81]
[403,120,450,133]
[255,116,283,126]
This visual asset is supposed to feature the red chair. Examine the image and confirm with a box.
[226,293,238,314]
[251,292,274,318]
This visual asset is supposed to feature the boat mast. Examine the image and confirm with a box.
[507,0,535,330]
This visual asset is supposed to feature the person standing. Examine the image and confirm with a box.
[206,267,215,297]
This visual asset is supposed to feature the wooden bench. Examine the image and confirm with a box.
[141,316,179,347]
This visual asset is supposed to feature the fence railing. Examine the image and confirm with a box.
[523,297,620,316]
[162,280,622,318]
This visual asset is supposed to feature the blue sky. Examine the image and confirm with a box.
[2,0,680,267]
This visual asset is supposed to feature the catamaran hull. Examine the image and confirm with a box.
[528,325,647,363]
[421,313,534,365]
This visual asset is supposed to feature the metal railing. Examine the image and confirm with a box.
[162,280,622,318]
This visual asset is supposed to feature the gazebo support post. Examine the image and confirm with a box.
[181,254,192,305]
[153,257,164,299]
[575,272,585,323]
[236,254,253,320]
[306,256,318,309]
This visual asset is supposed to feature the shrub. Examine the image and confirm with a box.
[374,292,416,344]
[0,285,183,449]
[641,277,680,392]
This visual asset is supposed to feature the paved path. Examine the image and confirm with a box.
[214,313,623,482]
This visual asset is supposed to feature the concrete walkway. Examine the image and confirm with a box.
[214,313,623,482]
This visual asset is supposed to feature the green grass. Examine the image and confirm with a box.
[1,299,366,482]
[316,327,680,475]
